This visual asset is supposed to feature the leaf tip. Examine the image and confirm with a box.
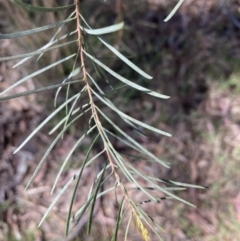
[25,184,30,191]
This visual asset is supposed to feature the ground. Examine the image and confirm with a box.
[1,0,240,241]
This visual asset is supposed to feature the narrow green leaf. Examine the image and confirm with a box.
[148,176,206,189]
[49,104,89,135]
[107,146,149,191]
[37,11,76,62]
[66,134,100,235]
[120,201,127,224]
[88,114,94,130]
[38,174,76,228]
[127,162,196,207]
[52,125,97,195]
[107,136,170,188]
[124,212,133,241]
[87,73,146,136]
[0,79,82,102]
[63,87,85,130]
[25,108,90,190]
[83,22,124,35]
[0,54,76,96]
[13,93,79,154]
[106,142,134,183]
[163,187,186,191]
[164,0,186,22]
[88,163,107,234]
[85,166,112,203]
[98,108,170,168]
[54,58,80,108]
[108,146,134,183]
[10,0,75,12]
[112,152,159,202]
[112,198,124,241]
[72,195,94,229]
[73,185,114,224]
[64,55,81,115]
[92,88,171,137]
[123,168,162,202]
[80,15,153,79]
[99,38,152,79]
[99,130,135,183]
[0,18,74,39]
[105,129,144,157]
[13,30,77,67]
[84,41,116,92]
[69,67,81,78]
[96,186,115,200]
[72,170,113,226]
[38,150,104,227]
[129,186,184,192]
[84,51,169,99]
[72,175,113,226]
[0,40,77,62]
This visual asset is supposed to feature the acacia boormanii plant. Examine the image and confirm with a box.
[0,0,205,240]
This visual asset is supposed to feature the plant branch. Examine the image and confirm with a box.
[75,0,120,183]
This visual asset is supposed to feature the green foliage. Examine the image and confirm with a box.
[0,0,204,240]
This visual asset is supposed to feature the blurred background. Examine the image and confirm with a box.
[1,0,240,240]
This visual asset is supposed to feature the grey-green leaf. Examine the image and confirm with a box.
[25,108,90,190]
[124,212,132,241]
[87,73,145,136]
[10,0,75,12]
[66,134,100,235]
[98,108,170,168]
[13,93,79,154]
[0,18,74,39]
[164,0,186,22]
[127,162,196,207]
[112,198,124,241]
[87,163,107,234]
[99,38,152,79]
[83,22,124,35]
[0,54,76,96]
[92,88,171,137]
[84,51,169,99]
[13,30,77,68]
[52,125,97,194]
[80,15,152,79]
[38,150,103,228]
[0,40,77,62]
[0,79,82,102]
